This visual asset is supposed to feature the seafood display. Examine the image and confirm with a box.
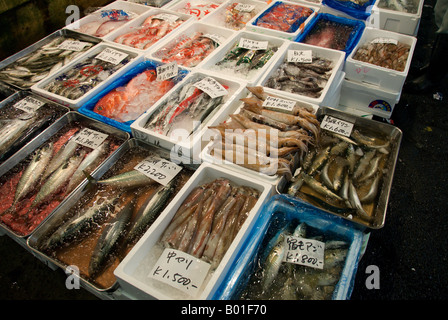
[172,1,221,20]
[113,14,187,50]
[240,220,349,300]
[377,0,419,14]
[159,177,260,269]
[0,123,123,236]
[253,2,314,33]
[93,69,176,123]
[223,2,260,30]
[301,19,355,51]
[207,86,320,179]
[0,34,97,89]
[75,9,137,37]
[41,46,135,101]
[352,38,411,72]
[264,55,334,98]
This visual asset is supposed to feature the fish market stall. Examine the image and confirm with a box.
[78,60,189,133]
[113,162,274,299]
[27,138,195,295]
[0,91,69,166]
[0,112,129,240]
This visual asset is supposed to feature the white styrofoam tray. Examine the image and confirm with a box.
[31,43,142,109]
[147,21,237,70]
[257,41,346,106]
[113,162,274,300]
[321,70,344,108]
[245,0,320,40]
[130,71,246,163]
[164,0,226,20]
[345,27,417,92]
[199,30,288,86]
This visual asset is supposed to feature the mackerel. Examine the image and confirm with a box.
[90,169,158,189]
[42,133,79,181]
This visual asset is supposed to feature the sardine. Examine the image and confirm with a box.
[0,116,37,155]
[262,231,286,291]
[303,172,343,201]
[308,146,331,175]
[358,154,383,183]
[348,181,371,220]
[360,174,381,203]
[353,150,376,180]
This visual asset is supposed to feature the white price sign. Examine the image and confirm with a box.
[371,37,398,45]
[73,128,109,149]
[320,115,354,137]
[13,96,45,113]
[238,38,268,50]
[134,155,182,186]
[149,248,211,296]
[203,33,225,45]
[235,3,255,12]
[96,47,129,65]
[57,40,89,52]
[262,96,296,112]
[157,62,178,81]
[193,77,228,99]
[283,235,326,269]
[154,13,179,23]
[287,50,312,63]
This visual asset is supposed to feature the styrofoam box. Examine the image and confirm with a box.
[130,71,246,162]
[345,27,417,92]
[31,44,142,109]
[257,41,346,106]
[290,0,323,6]
[164,0,227,20]
[339,78,401,119]
[321,70,344,108]
[366,0,423,36]
[332,104,374,119]
[199,30,288,86]
[200,0,270,31]
[147,21,237,70]
[245,0,320,40]
[127,0,174,7]
[103,7,195,53]
[113,162,274,300]
[64,0,151,38]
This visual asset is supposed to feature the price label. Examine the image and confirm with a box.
[57,40,89,52]
[157,62,178,81]
[203,33,225,46]
[149,248,211,296]
[320,115,354,137]
[13,96,45,113]
[287,50,312,63]
[262,96,296,112]
[193,77,228,99]
[134,155,182,186]
[154,13,179,24]
[371,37,398,45]
[235,3,255,12]
[73,128,109,149]
[238,38,268,50]
[283,235,325,269]
[96,47,129,65]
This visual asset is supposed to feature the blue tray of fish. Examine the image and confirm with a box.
[78,60,189,134]
[211,194,364,300]
[295,13,366,57]
[322,0,376,20]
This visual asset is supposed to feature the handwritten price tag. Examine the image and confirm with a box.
[193,77,228,99]
[157,62,178,81]
[57,40,89,52]
[73,128,109,149]
[287,50,312,63]
[134,155,182,186]
[238,38,268,50]
[262,96,296,112]
[154,13,179,23]
[13,96,45,113]
[96,47,128,65]
[235,3,255,12]
[371,37,398,45]
[203,33,225,46]
[149,248,211,296]
[283,235,325,269]
[320,115,354,137]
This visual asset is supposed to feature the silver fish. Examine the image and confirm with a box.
[308,146,331,175]
[353,150,376,181]
[358,154,383,183]
[262,233,286,291]
[303,173,343,201]
[348,181,371,220]
[360,174,381,203]
[42,134,79,181]
[0,116,37,155]
[89,169,158,189]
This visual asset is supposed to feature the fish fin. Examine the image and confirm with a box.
[82,170,98,192]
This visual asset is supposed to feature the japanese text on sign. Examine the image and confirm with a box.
[57,40,89,52]
[320,115,354,137]
[149,248,211,296]
[134,155,182,186]
[73,128,109,149]
[194,77,228,99]
[203,33,225,46]
[283,235,325,269]
[287,50,312,63]
[13,96,45,113]
[262,96,296,112]
[238,38,268,51]
[371,37,398,45]
[96,47,128,65]
[235,3,255,12]
[157,62,178,81]
[154,13,179,23]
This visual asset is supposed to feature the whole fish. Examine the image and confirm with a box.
[42,134,79,181]
[360,174,381,203]
[86,169,158,189]
[262,228,287,291]
[348,181,371,220]
[0,115,37,155]
[303,172,343,201]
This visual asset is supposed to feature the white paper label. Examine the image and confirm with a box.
[283,235,326,269]
[235,3,255,12]
[57,40,89,52]
[262,96,296,112]
[157,62,178,81]
[320,115,354,137]
[73,128,109,149]
[238,38,268,50]
[287,50,312,63]
[96,47,128,65]
[193,77,228,99]
[154,13,179,23]
[134,155,182,186]
[13,96,45,113]
[203,33,225,45]
[149,248,211,296]
[371,37,398,45]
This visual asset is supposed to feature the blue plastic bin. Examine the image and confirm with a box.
[322,0,376,20]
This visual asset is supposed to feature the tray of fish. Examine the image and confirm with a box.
[0,111,129,239]
[199,30,288,86]
[31,43,141,109]
[211,194,364,300]
[165,0,226,20]
[104,7,194,52]
[283,106,402,229]
[0,29,102,92]
[200,0,270,31]
[113,162,274,299]
[295,13,365,56]
[0,91,69,166]
[257,40,346,106]
[26,138,196,293]
[200,86,319,187]
[128,0,174,8]
[131,71,246,162]
[78,59,189,133]
[321,0,376,20]
[345,27,417,92]
[148,21,236,70]
[64,1,150,38]
[246,0,319,40]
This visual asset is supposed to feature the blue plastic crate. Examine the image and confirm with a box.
[322,0,376,20]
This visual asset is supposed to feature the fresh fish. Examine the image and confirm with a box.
[303,172,343,201]
[348,181,371,220]
[262,230,287,291]
[351,129,390,152]
[0,115,37,155]
[360,174,381,203]
[42,134,79,181]
[308,146,331,175]
[358,154,383,183]
[255,3,313,33]
[303,19,355,51]
[86,169,158,189]
[353,150,376,180]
